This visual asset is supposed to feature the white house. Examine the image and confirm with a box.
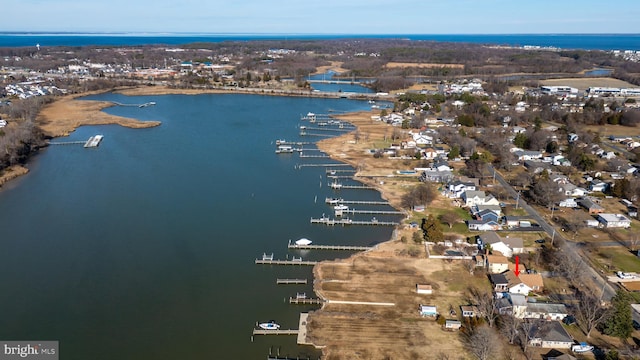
[558,198,578,208]
[419,305,438,317]
[447,180,477,198]
[524,303,568,321]
[597,213,632,228]
[486,255,509,274]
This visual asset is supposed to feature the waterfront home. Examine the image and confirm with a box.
[504,270,532,295]
[597,213,632,228]
[527,321,573,349]
[524,302,568,321]
[486,255,509,274]
[497,293,527,318]
[518,273,544,293]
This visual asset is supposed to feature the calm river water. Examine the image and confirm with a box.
[0,93,400,359]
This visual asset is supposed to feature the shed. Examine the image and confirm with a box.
[419,305,437,317]
[444,319,462,331]
[416,284,433,295]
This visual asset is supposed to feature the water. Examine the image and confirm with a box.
[0,93,402,359]
[1,33,639,50]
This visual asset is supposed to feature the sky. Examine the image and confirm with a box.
[3,0,640,34]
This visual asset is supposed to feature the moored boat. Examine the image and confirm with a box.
[295,238,312,246]
[258,321,280,330]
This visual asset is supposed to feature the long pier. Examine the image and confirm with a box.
[299,132,334,137]
[275,140,313,146]
[326,169,355,173]
[326,198,390,205]
[342,209,405,215]
[329,183,376,190]
[326,175,353,179]
[288,241,373,251]
[252,329,299,336]
[299,126,353,132]
[310,217,399,226]
[111,101,156,107]
[299,154,330,158]
[47,141,86,146]
[297,163,352,168]
[289,297,324,305]
[256,258,318,266]
[277,278,308,284]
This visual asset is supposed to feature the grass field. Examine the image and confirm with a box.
[540,77,637,91]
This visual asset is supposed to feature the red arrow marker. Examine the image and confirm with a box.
[515,255,520,277]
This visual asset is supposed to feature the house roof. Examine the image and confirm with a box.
[486,254,509,265]
[508,262,527,273]
[528,320,573,343]
[519,273,544,289]
[503,237,524,249]
[508,293,527,306]
[463,190,486,199]
[526,302,567,314]
[460,305,479,313]
[503,270,523,286]
[478,231,501,245]
[489,273,508,285]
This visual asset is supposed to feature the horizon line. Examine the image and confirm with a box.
[1,32,640,36]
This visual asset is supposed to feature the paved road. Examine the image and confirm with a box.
[488,165,617,301]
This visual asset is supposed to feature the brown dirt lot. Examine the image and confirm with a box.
[307,239,485,359]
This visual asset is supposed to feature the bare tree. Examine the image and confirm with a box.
[574,290,607,338]
[468,287,499,328]
[462,259,476,275]
[498,314,522,345]
[440,211,462,229]
[465,325,501,360]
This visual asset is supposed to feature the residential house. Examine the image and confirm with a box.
[503,216,521,228]
[497,293,528,318]
[467,220,501,231]
[504,270,533,295]
[518,273,544,292]
[527,321,573,349]
[628,206,638,218]
[419,305,438,317]
[489,273,509,292]
[419,169,454,183]
[558,198,578,208]
[460,305,480,318]
[589,180,609,193]
[578,198,605,214]
[486,255,510,274]
[433,160,451,172]
[412,132,434,145]
[479,232,524,257]
[473,203,502,215]
[462,191,489,207]
[416,284,433,295]
[559,183,587,197]
[421,147,438,159]
[476,209,501,223]
[597,213,632,228]
[514,150,543,161]
[524,302,568,321]
[446,180,477,198]
[524,160,551,174]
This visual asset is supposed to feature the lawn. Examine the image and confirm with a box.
[595,247,640,273]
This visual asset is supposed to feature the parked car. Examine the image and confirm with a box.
[535,239,546,244]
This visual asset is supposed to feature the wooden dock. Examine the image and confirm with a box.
[299,131,334,137]
[276,278,308,284]
[252,329,300,336]
[329,183,376,190]
[299,154,329,158]
[288,240,373,251]
[326,198,390,205]
[310,217,399,226]
[343,209,405,215]
[325,169,356,174]
[326,175,353,179]
[256,258,318,266]
[297,163,352,168]
[289,297,323,305]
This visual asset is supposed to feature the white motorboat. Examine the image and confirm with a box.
[258,321,281,330]
[295,238,313,246]
[571,343,594,353]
